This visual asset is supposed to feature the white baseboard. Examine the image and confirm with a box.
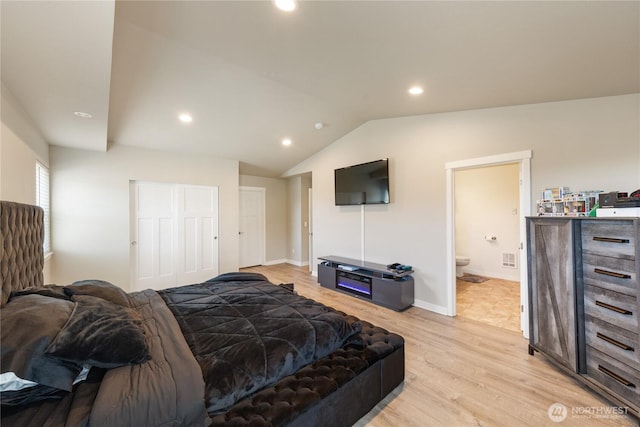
[462,269,520,282]
[285,259,309,267]
[263,259,311,268]
[413,298,450,316]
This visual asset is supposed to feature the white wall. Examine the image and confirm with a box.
[455,164,520,281]
[286,176,302,265]
[1,124,38,203]
[238,173,311,267]
[1,83,49,165]
[239,174,287,264]
[50,145,239,290]
[284,95,640,313]
[284,174,312,267]
[1,83,53,282]
[1,83,49,202]
[300,173,311,264]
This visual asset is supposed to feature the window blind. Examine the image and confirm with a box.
[35,161,51,254]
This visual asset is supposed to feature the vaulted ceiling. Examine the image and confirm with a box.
[2,1,639,177]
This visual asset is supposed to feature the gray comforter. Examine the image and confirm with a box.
[2,274,361,426]
[89,289,209,426]
[1,289,209,427]
[160,273,362,414]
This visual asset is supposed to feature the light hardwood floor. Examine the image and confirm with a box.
[241,263,637,427]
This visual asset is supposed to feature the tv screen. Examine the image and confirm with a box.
[334,159,390,206]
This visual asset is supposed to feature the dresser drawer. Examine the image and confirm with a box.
[581,220,637,259]
[583,252,638,296]
[586,346,640,407]
[585,315,639,367]
[584,285,639,332]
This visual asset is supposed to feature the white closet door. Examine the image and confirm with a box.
[239,187,265,268]
[131,182,219,290]
[131,181,177,291]
[177,185,219,285]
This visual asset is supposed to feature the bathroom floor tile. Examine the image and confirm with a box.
[456,277,520,332]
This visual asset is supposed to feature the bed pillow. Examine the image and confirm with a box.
[46,294,150,368]
[64,279,130,307]
[206,272,268,283]
[0,294,82,392]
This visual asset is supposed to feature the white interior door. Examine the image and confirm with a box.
[239,187,265,268]
[131,182,219,290]
[177,185,219,285]
[131,181,177,291]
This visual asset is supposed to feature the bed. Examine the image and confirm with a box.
[0,201,404,427]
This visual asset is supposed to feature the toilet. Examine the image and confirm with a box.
[456,256,470,277]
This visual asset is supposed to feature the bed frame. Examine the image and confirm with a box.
[0,200,404,426]
[0,201,44,305]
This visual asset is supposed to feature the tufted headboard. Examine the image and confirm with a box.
[0,201,44,306]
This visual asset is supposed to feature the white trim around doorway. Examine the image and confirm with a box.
[445,150,532,338]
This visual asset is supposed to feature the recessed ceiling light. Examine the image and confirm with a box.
[408,86,424,95]
[282,138,292,146]
[275,0,296,12]
[178,113,193,123]
[73,111,92,118]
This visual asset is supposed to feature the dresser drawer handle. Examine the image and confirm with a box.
[594,268,631,280]
[595,300,633,315]
[593,236,630,244]
[597,332,635,351]
[598,365,636,388]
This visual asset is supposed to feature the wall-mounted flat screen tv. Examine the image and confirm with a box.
[334,159,390,206]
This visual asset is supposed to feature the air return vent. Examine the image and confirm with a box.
[502,252,517,268]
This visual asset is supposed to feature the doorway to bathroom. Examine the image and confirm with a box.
[445,150,532,338]
[454,163,520,332]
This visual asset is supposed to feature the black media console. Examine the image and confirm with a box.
[317,255,414,311]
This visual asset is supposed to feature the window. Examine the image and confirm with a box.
[35,161,51,254]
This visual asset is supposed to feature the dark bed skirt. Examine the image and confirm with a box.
[288,346,404,427]
[210,318,405,427]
